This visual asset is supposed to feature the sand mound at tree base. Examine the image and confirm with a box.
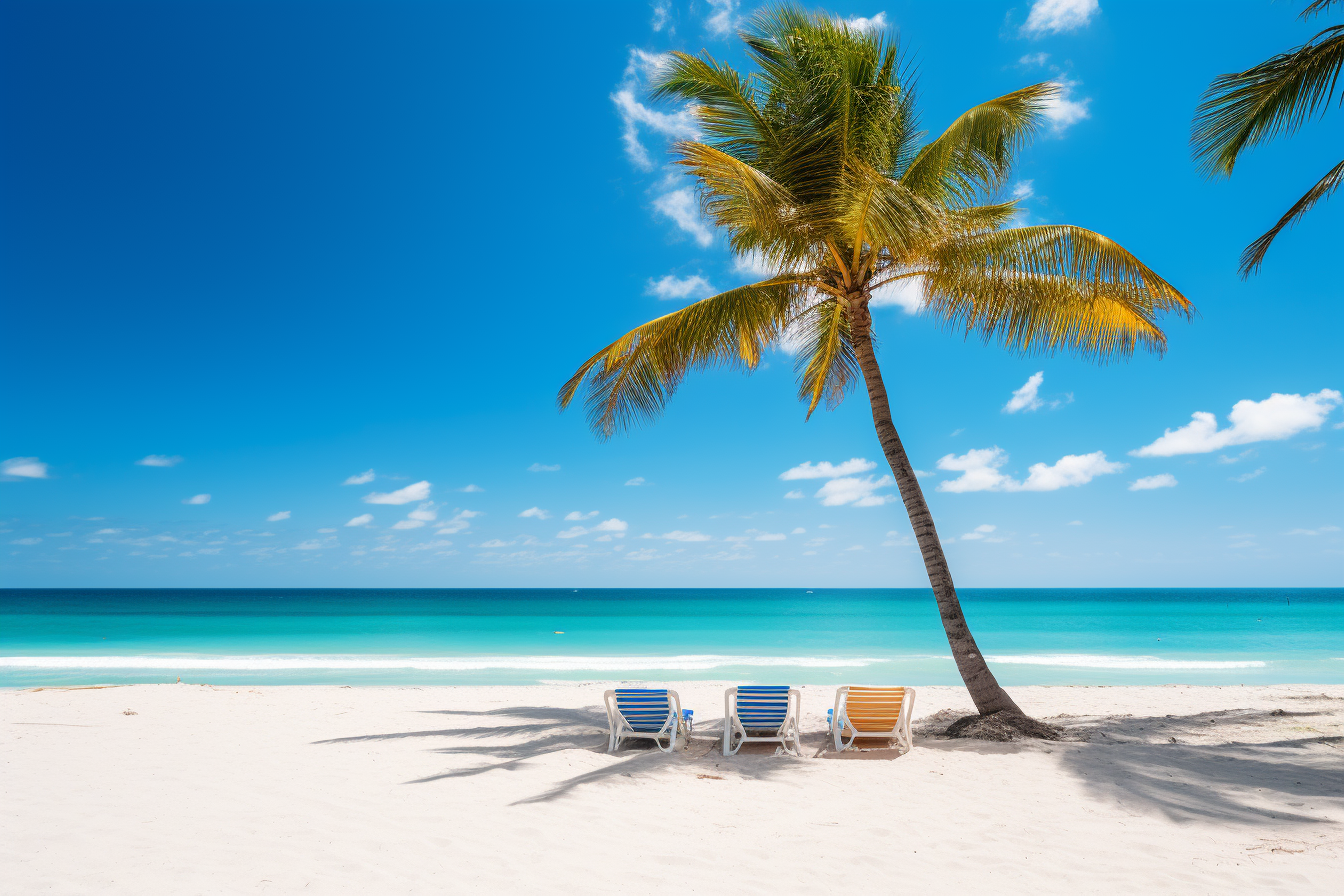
[944,710,1063,742]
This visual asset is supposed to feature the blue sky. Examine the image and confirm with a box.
[2,0,1340,587]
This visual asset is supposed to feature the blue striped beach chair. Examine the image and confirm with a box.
[723,685,802,756]
[603,688,689,753]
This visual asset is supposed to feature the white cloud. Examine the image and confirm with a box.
[611,50,697,170]
[593,518,629,533]
[783,490,804,499]
[391,519,425,530]
[519,507,551,520]
[294,540,326,550]
[753,531,786,541]
[266,511,291,521]
[1286,525,1341,536]
[1041,80,1091,133]
[1019,52,1050,66]
[661,530,711,541]
[11,537,41,545]
[1021,0,1099,36]
[815,475,895,507]
[182,494,211,505]
[556,526,587,539]
[317,528,336,533]
[625,548,658,561]
[1232,466,1267,483]
[936,447,1124,492]
[869,277,924,314]
[652,1,669,31]
[2,457,49,479]
[436,510,480,535]
[779,458,877,480]
[843,12,888,30]
[653,188,714,247]
[363,481,431,504]
[1010,180,1035,201]
[1132,390,1341,457]
[345,513,373,527]
[343,469,375,485]
[1004,371,1045,413]
[962,524,997,541]
[705,0,738,36]
[646,273,714,300]
[406,503,437,522]
[625,476,646,486]
[136,454,182,467]
[1129,473,1177,491]
[565,510,599,521]
[460,484,484,492]
[733,251,776,279]
[528,463,560,472]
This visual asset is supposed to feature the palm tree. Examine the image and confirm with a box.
[1193,0,1344,276]
[560,7,1191,723]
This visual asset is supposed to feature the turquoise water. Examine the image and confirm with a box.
[1,588,1340,686]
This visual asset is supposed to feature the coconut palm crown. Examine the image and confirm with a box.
[1192,0,1344,276]
[559,7,1192,719]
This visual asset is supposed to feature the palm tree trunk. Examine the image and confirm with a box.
[849,300,1021,716]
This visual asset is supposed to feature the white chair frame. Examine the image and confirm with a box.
[830,686,916,753]
[722,686,802,757]
[603,688,688,753]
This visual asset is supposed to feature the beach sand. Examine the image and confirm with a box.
[3,682,1342,894]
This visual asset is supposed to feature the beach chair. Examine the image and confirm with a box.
[723,685,802,756]
[828,686,916,753]
[603,688,689,753]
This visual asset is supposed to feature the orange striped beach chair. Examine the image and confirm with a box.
[828,686,916,753]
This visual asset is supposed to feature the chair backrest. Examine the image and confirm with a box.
[734,685,792,730]
[613,688,672,731]
[842,686,908,733]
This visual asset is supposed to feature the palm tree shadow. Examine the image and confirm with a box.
[918,706,1344,826]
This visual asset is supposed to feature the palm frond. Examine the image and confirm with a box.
[920,225,1192,360]
[792,297,860,417]
[1239,156,1344,275]
[901,83,1055,203]
[1193,24,1344,175]
[1301,0,1344,21]
[557,280,800,438]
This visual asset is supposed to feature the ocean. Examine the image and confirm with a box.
[1,588,1340,687]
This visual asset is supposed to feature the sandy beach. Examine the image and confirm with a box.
[2,682,1341,893]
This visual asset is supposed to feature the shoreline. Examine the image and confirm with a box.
[4,683,1342,893]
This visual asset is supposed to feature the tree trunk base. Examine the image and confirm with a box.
[944,710,1062,742]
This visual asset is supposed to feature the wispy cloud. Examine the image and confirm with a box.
[653,188,714,246]
[705,0,738,36]
[436,509,481,535]
[1021,0,1099,36]
[1018,52,1050,67]
[1231,466,1267,483]
[345,513,374,527]
[1128,473,1177,491]
[659,530,711,541]
[868,277,924,314]
[557,518,627,540]
[651,1,670,32]
[612,49,696,170]
[1,457,49,480]
[519,507,551,520]
[136,454,182,467]
[843,12,888,31]
[266,511,291,521]
[460,484,484,492]
[363,481,431,505]
[1286,525,1341,536]
[783,490,804,499]
[343,469,375,485]
[1132,390,1341,456]
[1004,372,1045,413]
[961,524,998,541]
[565,510,599,521]
[182,494,211,505]
[625,476,646,486]
[1041,80,1091,133]
[646,273,714,300]
[936,447,1124,492]
[528,463,561,473]
[779,458,877,480]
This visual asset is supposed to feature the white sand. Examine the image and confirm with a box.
[3,682,1342,894]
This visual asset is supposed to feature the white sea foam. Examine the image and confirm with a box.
[984,654,1266,670]
[0,654,883,672]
